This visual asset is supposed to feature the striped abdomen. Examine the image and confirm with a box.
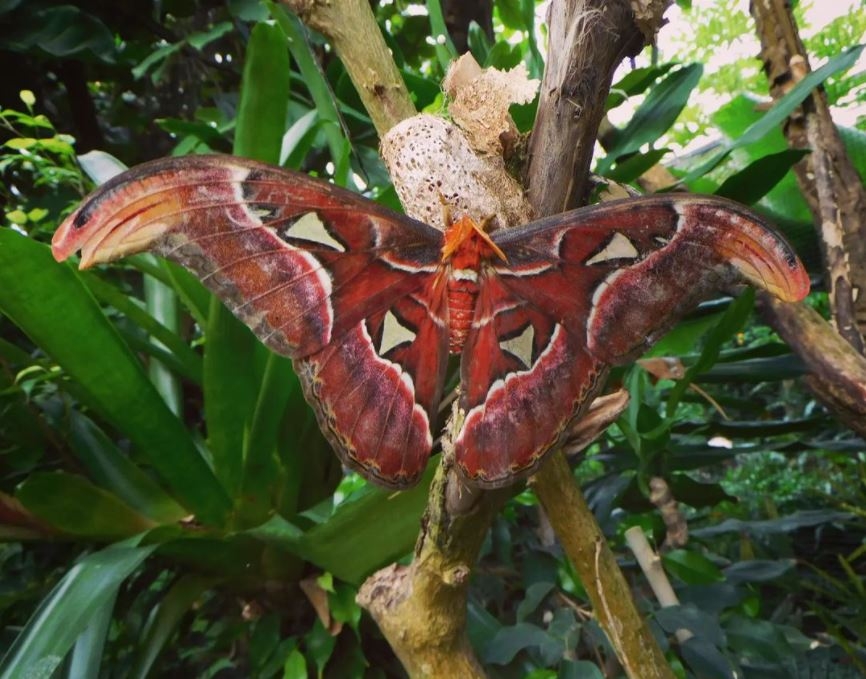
[447,268,479,353]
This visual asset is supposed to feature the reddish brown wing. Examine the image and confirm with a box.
[455,195,809,488]
[52,154,448,488]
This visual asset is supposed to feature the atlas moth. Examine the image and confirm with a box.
[52,154,809,489]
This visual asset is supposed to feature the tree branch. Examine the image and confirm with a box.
[279,0,416,136]
[758,293,866,438]
[357,469,510,678]
[750,0,866,353]
[525,0,648,214]
[530,454,675,678]
[524,2,675,677]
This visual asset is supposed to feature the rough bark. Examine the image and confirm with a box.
[758,293,866,438]
[750,0,866,353]
[525,0,650,215]
[357,469,510,678]
[280,0,415,136]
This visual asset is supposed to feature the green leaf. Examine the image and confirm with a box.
[1,5,116,62]
[698,355,807,383]
[81,271,203,385]
[654,604,725,645]
[187,21,233,50]
[235,21,290,164]
[669,474,735,508]
[666,289,754,416]
[0,541,156,679]
[691,510,852,538]
[204,300,264,499]
[0,231,231,525]
[236,354,298,526]
[607,63,676,109]
[128,575,218,679]
[283,648,307,679]
[663,549,725,585]
[67,412,186,524]
[132,42,182,81]
[598,63,703,173]
[143,273,183,415]
[17,472,157,539]
[305,618,336,677]
[66,595,114,679]
[162,260,211,328]
[715,149,810,204]
[482,622,555,665]
[558,660,604,679]
[679,637,736,679]
[516,581,555,622]
[246,468,434,583]
[426,0,458,72]
[268,4,352,182]
[723,559,795,584]
[678,45,864,185]
[606,148,670,183]
[725,614,793,662]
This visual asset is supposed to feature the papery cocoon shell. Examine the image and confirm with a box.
[381,114,532,230]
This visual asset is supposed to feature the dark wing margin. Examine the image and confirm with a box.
[296,281,449,488]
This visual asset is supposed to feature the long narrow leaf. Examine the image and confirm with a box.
[204,20,293,502]
[128,575,218,679]
[425,0,458,72]
[236,354,296,527]
[598,63,703,174]
[268,3,352,183]
[17,472,158,539]
[66,590,116,679]
[0,541,156,679]
[144,274,183,415]
[67,412,187,524]
[678,45,864,185]
[0,231,231,525]
[665,289,755,416]
[247,468,434,584]
[235,21,290,164]
[81,271,203,383]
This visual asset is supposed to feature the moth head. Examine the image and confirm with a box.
[441,214,507,265]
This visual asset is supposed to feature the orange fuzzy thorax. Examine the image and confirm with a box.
[441,216,506,353]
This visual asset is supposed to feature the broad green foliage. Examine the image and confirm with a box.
[0,1,864,677]
[657,0,866,146]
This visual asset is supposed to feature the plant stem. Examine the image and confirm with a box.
[279,0,415,136]
[530,453,676,679]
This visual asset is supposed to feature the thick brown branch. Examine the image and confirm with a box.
[750,0,866,353]
[280,0,416,136]
[525,0,649,213]
[530,454,675,679]
[357,468,509,678]
[758,293,866,438]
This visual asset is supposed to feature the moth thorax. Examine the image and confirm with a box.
[447,269,479,353]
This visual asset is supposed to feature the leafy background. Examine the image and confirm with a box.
[0,0,865,677]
